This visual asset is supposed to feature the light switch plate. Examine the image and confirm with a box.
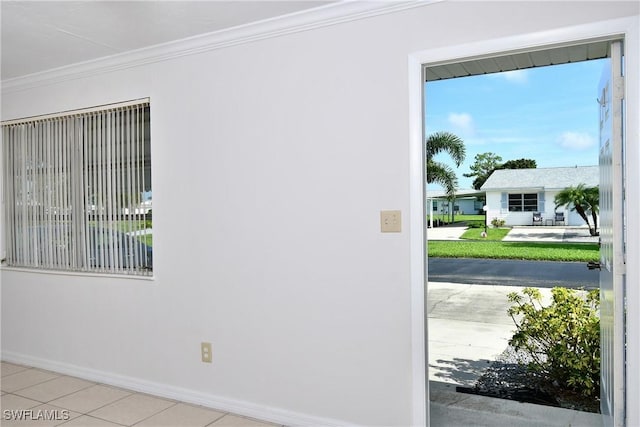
[201,342,212,363]
[380,210,401,232]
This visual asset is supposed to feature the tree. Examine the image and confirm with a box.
[426,131,466,198]
[465,155,538,190]
[498,158,537,170]
[464,152,503,190]
[554,184,599,236]
[474,157,538,190]
[583,186,599,235]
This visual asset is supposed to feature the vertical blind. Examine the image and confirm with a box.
[2,102,152,275]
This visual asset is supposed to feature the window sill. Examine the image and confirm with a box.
[0,266,155,281]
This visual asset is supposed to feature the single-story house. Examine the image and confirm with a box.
[481,165,599,226]
[425,189,485,226]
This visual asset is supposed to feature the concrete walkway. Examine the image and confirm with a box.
[428,283,521,386]
[430,381,601,427]
[427,224,598,243]
[504,226,598,243]
[426,225,468,241]
[428,282,600,426]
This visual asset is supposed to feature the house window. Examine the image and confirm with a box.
[508,193,538,212]
[2,101,152,276]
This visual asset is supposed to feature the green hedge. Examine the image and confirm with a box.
[508,287,600,397]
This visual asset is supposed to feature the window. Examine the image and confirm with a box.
[508,193,538,212]
[2,101,152,275]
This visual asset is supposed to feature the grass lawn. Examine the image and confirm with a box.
[432,214,485,224]
[88,220,151,233]
[140,234,152,247]
[452,214,485,222]
[115,220,151,233]
[88,221,153,247]
[428,241,599,262]
[460,227,510,241]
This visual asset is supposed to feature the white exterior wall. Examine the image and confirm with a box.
[454,199,478,216]
[430,199,478,216]
[2,2,638,426]
[487,189,597,227]
[484,191,504,226]
[545,189,582,227]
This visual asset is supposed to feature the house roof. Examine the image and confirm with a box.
[426,188,484,199]
[481,165,599,191]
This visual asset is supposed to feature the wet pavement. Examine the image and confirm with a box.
[428,258,598,288]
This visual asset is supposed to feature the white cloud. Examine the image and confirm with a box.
[447,112,475,135]
[558,131,596,150]
[500,69,529,84]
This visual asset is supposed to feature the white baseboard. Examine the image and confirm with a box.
[1,351,358,427]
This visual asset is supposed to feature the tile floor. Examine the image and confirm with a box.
[1,362,282,427]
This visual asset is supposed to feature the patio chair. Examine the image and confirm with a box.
[554,211,565,225]
[532,212,543,226]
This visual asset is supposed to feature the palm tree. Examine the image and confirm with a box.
[426,131,466,198]
[584,186,599,235]
[554,184,600,236]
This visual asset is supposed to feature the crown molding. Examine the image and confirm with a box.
[2,0,437,94]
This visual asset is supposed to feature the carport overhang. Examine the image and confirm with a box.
[425,39,612,81]
[425,189,486,228]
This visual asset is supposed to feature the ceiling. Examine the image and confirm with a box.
[1,2,617,83]
[425,40,612,81]
[1,1,334,80]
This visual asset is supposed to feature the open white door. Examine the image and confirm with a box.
[599,40,626,427]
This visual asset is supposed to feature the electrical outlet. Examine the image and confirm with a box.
[201,342,212,363]
[380,210,401,232]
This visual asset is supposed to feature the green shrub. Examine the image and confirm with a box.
[465,220,486,228]
[491,217,506,228]
[507,287,600,397]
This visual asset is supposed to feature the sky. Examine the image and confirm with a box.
[425,58,607,190]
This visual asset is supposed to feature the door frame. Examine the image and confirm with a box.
[408,16,639,426]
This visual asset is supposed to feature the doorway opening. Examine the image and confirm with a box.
[421,38,626,426]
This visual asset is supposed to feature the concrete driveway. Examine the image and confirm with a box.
[503,225,598,243]
[426,225,468,240]
[427,282,539,386]
[427,224,598,243]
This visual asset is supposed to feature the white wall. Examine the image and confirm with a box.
[486,190,590,227]
[2,2,639,426]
